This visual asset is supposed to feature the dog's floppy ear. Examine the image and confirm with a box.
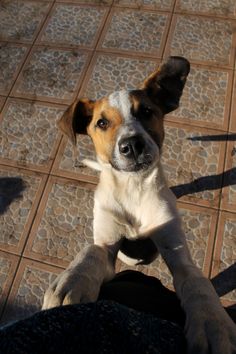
[142,56,190,114]
[57,99,95,145]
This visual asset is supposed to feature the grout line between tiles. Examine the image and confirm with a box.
[164,117,230,134]
[175,198,221,212]
[50,170,98,185]
[22,255,65,270]
[5,95,69,108]
[161,0,177,61]
[21,255,65,270]
[173,9,236,21]
[165,119,230,137]
[111,4,174,13]
[226,69,236,133]
[177,199,217,213]
[208,209,221,279]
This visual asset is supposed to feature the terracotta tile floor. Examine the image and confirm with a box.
[0,0,235,325]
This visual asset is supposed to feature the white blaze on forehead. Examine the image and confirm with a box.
[108,90,132,121]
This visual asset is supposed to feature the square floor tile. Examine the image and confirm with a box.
[0,99,66,173]
[0,96,6,112]
[0,251,19,317]
[80,52,159,99]
[98,8,169,57]
[24,176,95,267]
[165,15,236,67]
[1,259,61,325]
[0,165,47,255]
[211,211,236,303]
[52,136,98,183]
[166,65,233,131]
[0,0,50,43]
[0,43,29,96]
[12,47,91,104]
[221,141,236,211]
[114,0,174,10]
[175,0,236,18]
[38,4,108,48]
[117,202,217,288]
[162,122,226,208]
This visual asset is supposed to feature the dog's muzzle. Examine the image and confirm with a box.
[111,134,155,172]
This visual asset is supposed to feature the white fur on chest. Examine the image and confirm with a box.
[95,165,176,238]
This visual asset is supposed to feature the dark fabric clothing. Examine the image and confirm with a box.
[99,270,186,327]
[99,270,236,325]
[0,301,185,354]
[0,270,235,354]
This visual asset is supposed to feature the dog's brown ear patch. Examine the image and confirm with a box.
[57,99,95,145]
[142,56,190,114]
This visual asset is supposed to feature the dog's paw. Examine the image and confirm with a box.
[185,302,236,354]
[42,245,109,310]
[42,266,101,310]
[179,277,236,353]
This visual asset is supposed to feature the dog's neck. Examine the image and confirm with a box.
[83,158,168,195]
[110,161,167,193]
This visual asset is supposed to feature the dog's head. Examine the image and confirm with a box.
[58,56,190,173]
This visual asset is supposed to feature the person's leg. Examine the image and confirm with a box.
[0,301,185,354]
[99,270,236,326]
[99,270,186,327]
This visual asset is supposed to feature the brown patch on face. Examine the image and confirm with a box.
[130,91,165,148]
[87,98,123,163]
[57,98,94,145]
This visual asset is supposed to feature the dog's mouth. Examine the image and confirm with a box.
[110,155,154,172]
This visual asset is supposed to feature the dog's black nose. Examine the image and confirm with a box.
[119,136,145,159]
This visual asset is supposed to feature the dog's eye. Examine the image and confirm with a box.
[140,105,153,118]
[96,118,109,130]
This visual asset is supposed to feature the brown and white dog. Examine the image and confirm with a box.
[43,57,236,353]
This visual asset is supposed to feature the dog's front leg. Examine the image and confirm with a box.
[42,244,114,309]
[150,218,236,354]
[42,210,122,310]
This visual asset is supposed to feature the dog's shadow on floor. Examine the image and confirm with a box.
[170,133,236,199]
[170,167,236,199]
[211,263,236,299]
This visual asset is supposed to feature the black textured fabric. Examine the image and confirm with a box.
[0,300,186,354]
[1,270,234,354]
[99,270,186,326]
